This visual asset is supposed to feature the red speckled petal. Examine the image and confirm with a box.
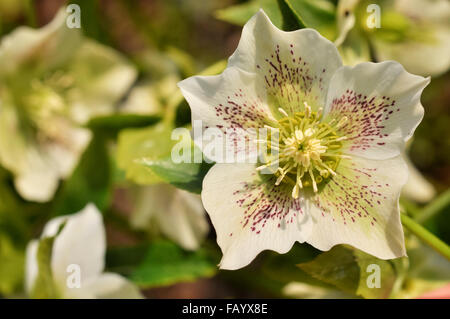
[178,67,274,163]
[323,61,430,160]
[306,155,408,259]
[228,10,342,115]
[202,163,312,270]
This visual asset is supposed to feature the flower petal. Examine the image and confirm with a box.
[131,184,209,251]
[50,204,106,289]
[25,240,39,294]
[228,9,342,113]
[10,125,91,202]
[66,273,143,299]
[306,155,408,259]
[323,61,430,160]
[402,153,436,203]
[178,66,273,162]
[202,163,312,270]
[0,8,82,75]
[66,40,137,124]
[374,0,450,77]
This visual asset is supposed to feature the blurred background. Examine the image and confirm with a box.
[0,0,448,299]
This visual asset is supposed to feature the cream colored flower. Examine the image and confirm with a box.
[25,204,143,299]
[178,10,429,270]
[337,0,450,76]
[130,184,209,251]
[0,8,136,202]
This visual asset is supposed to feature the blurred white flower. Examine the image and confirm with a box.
[130,184,209,251]
[402,152,436,203]
[283,282,350,299]
[337,0,450,76]
[25,204,143,299]
[0,8,136,202]
[120,75,180,116]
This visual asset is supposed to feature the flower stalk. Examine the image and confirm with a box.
[401,213,450,261]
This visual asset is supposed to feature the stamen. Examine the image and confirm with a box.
[264,125,277,131]
[256,159,279,171]
[275,164,293,185]
[292,184,299,199]
[322,153,350,159]
[336,116,348,128]
[304,102,311,118]
[308,168,318,193]
[317,107,323,119]
[320,162,337,176]
[262,105,345,197]
[278,107,289,117]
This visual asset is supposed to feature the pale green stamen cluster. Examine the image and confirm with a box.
[257,102,349,198]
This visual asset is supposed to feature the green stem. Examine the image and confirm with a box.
[401,214,450,261]
[24,0,37,28]
[417,189,450,223]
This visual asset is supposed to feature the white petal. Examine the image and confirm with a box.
[374,0,450,76]
[228,9,342,112]
[67,40,137,123]
[41,216,69,238]
[15,167,59,203]
[334,0,359,47]
[12,126,91,202]
[131,184,209,251]
[65,273,143,299]
[0,8,82,75]
[50,204,106,289]
[402,154,436,203]
[323,61,430,160]
[25,240,39,294]
[178,66,272,163]
[306,155,408,259]
[283,282,347,299]
[202,163,312,270]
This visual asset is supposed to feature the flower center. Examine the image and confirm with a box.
[257,102,348,198]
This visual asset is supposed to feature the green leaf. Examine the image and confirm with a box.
[0,235,25,296]
[354,250,397,299]
[140,155,212,194]
[86,114,160,134]
[298,245,398,299]
[68,0,111,45]
[215,0,279,27]
[0,169,32,243]
[31,237,60,299]
[117,122,174,185]
[261,244,326,287]
[53,133,112,215]
[128,241,216,288]
[298,245,360,294]
[283,0,337,39]
[215,0,301,30]
[106,244,150,276]
[117,122,210,192]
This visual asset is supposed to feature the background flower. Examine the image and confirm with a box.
[0,8,136,202]
[25,204,142,299]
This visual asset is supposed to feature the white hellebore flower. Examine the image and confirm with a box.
[0,8,136,202]
[178,10,430,270]
[130,184,209,251]
[337,0,450,76]
[25,204,143,299]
